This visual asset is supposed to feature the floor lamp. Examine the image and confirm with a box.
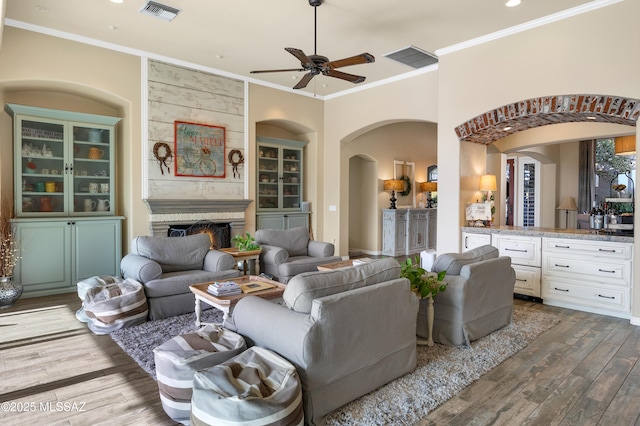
[557,196,578,228]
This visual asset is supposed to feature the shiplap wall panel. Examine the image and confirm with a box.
[147,60,245,199]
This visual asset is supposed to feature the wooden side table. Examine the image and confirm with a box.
[219,248,261,275]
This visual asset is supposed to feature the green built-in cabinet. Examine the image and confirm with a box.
[6,104,123,297]
[256,137,310,230]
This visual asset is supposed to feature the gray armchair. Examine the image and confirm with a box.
[418,245,516,346]
[120,234,241,320]
[254,227,341,283]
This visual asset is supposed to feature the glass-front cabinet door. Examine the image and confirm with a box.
[6,104,120,217]
[72,124,114,215]
[257,138,305,211]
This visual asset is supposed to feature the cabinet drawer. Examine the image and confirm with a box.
[542,277,629,312]
[543,254,631,287]
[543,237,632,260]
[492,235,541,267]
[512,265,541,298]
[462,233,491,252]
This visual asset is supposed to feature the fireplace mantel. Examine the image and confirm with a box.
[144,198,253,237]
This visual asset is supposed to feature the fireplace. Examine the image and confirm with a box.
[144,198,253,242]
[167,221,231,250]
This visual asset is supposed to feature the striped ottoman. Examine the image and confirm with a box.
[75,275,121,323]
[84,278,148,335]
[154,325,246,424]
[191,346,303,426]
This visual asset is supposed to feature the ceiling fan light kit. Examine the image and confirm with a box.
[250,0,375,89]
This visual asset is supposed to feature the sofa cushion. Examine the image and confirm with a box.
[144,269,241,298]
[432,244,499,275]
[131,234,210,273]
[255,227,309,256]
[283,257,401,313]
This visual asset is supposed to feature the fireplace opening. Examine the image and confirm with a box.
[167,221,231,250]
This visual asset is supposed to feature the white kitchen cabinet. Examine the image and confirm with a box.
[492,234,542,298]
[461,232,491,252]
[541,237,633,318]
[12,217,123,297]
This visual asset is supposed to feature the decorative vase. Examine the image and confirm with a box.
[0,276,23,309]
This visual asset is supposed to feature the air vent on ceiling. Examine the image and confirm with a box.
[384,46,438,69]
[140,1,181,22]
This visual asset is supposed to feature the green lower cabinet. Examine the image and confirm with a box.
[256,213,310,230]
[13,217,123,297]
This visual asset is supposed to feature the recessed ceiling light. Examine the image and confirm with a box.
[214,54,223,59]
[506,0,521,7]
[503,126,512,131]
[110,0,124,3]
[587,116,597,120]
[108,25,119,31]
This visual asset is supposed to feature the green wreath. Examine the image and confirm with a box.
[399,175,412,197]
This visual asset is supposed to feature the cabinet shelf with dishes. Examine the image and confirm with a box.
[7,104,119,216]
[6,103,124,297]
[256,137,309,230]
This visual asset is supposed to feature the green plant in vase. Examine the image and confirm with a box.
[400,256,446,299]
[231,232,261,252]
[400,255,446,347]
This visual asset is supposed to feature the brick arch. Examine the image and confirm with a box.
[455,94,640,145]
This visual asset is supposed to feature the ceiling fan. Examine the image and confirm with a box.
[250,0,375,90]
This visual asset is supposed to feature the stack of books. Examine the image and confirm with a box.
[207,281,241,296]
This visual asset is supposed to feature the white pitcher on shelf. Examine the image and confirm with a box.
[96,199,110,212]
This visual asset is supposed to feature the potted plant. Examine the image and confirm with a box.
[0,197,22,309]
[400,255,446,346]
[231,232,261,252]
[400,256,446,299]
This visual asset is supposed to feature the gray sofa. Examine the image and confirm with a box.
[224,257,419,425]
[418,245,516,346]
[254,227,341,283]
[120,234,241,320]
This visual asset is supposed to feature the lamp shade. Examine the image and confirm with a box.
[479,174,497,191]
[420,181,437,192]
[384,179,405,191]
[556,196,578,211]
[615,135,636,156]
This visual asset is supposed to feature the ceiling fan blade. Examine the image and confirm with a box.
[250,68,306,74]
[324,53,375,70]
[293,72,316,89]
[285,47,315,68]
[323,69,366,84]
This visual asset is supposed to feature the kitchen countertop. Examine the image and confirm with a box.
[462,226,634,243]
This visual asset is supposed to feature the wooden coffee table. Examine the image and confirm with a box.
[189,275,285,326]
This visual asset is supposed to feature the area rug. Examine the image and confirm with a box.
[111,305,559,425]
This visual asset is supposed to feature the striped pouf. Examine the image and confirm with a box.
[84,278,148,335]
[75,275,121,323]
[153,325,246,425]
[191,346,303,426]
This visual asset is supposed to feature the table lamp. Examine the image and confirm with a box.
[384,179,405,209]
[557,196,577,228]
[420,181,438,208]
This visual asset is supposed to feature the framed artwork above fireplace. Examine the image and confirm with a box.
[174,121,226,178]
